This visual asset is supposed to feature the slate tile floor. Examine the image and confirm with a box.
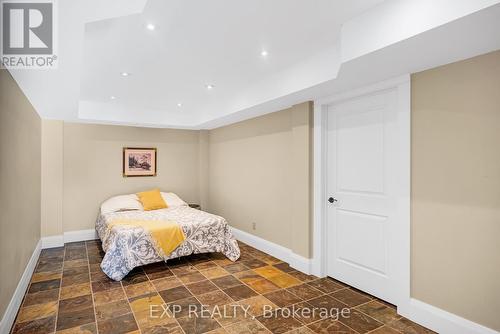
[11,240,435,334]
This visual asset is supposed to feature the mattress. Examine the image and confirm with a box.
[96,206,240,280]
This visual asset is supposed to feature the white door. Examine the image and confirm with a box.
[326,88,405,305]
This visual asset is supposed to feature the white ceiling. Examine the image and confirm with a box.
[8,0,500,129]
[79,0,384,127]
[82,0,383,109]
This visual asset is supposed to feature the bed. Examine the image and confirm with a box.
[96,193,240,281]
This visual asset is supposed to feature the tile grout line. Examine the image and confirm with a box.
[90,249,132,332]
[217,252,304,330]
[336,296,393,333]
[169,255,273,331]
[234,248,378,333]
[124,250,391,334]
[326,290,393,333]
[244,260,321,331]
[175,263,207,334]
[190,256,269,327]
[10,249,64,333]
[52,245,66,334]
[180,258,236,331]
[145,264,187,334]
[85,241,100,334]
[207,267,264,329]
[217,250,319,331]
[9,256,39,333]
[297,289,375,333]
[122,278,144,334]
[165,243,380,333]
[173,258,232,331]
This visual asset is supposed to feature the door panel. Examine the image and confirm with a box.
[337,109,385,194]
[327,89,399,304]
[336,209,387,275]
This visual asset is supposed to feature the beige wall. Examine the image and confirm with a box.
[41,103,314,258]
[41,120,64,237]
[290,103,313,257]
[198,130,210,210]
[59,123,200,232]
[0,70,41,318]
[40,104,314,259]
[411,50,500,330]
[207,102,313,258]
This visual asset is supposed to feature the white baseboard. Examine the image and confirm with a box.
[399,298,499,334]
[0,240,41,334]
[288,252,312,274]
[231,227,312,275]
[41,229,98,249]
[63,229,98,244]
[41,235,64,249]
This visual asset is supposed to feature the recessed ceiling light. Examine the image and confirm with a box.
[146,23,156,31]
[110,96,116,100]
[206,84,214,90]
[261,50,268,57]
[121,72,130,77]
[177,102,182,107]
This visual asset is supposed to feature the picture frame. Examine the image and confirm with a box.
[123,147,157,177]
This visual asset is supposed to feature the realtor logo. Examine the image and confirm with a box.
[1,0,57,69]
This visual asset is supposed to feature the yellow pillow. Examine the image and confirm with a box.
[136,189,168,211]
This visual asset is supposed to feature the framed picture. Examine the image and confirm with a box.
[123,147,157,177]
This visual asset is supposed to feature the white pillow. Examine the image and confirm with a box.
[100,194,143,214]
[161,192,188,208]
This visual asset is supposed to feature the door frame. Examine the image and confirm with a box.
[312,75,411,308]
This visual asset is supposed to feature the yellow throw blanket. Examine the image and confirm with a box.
[107,219,185,257]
